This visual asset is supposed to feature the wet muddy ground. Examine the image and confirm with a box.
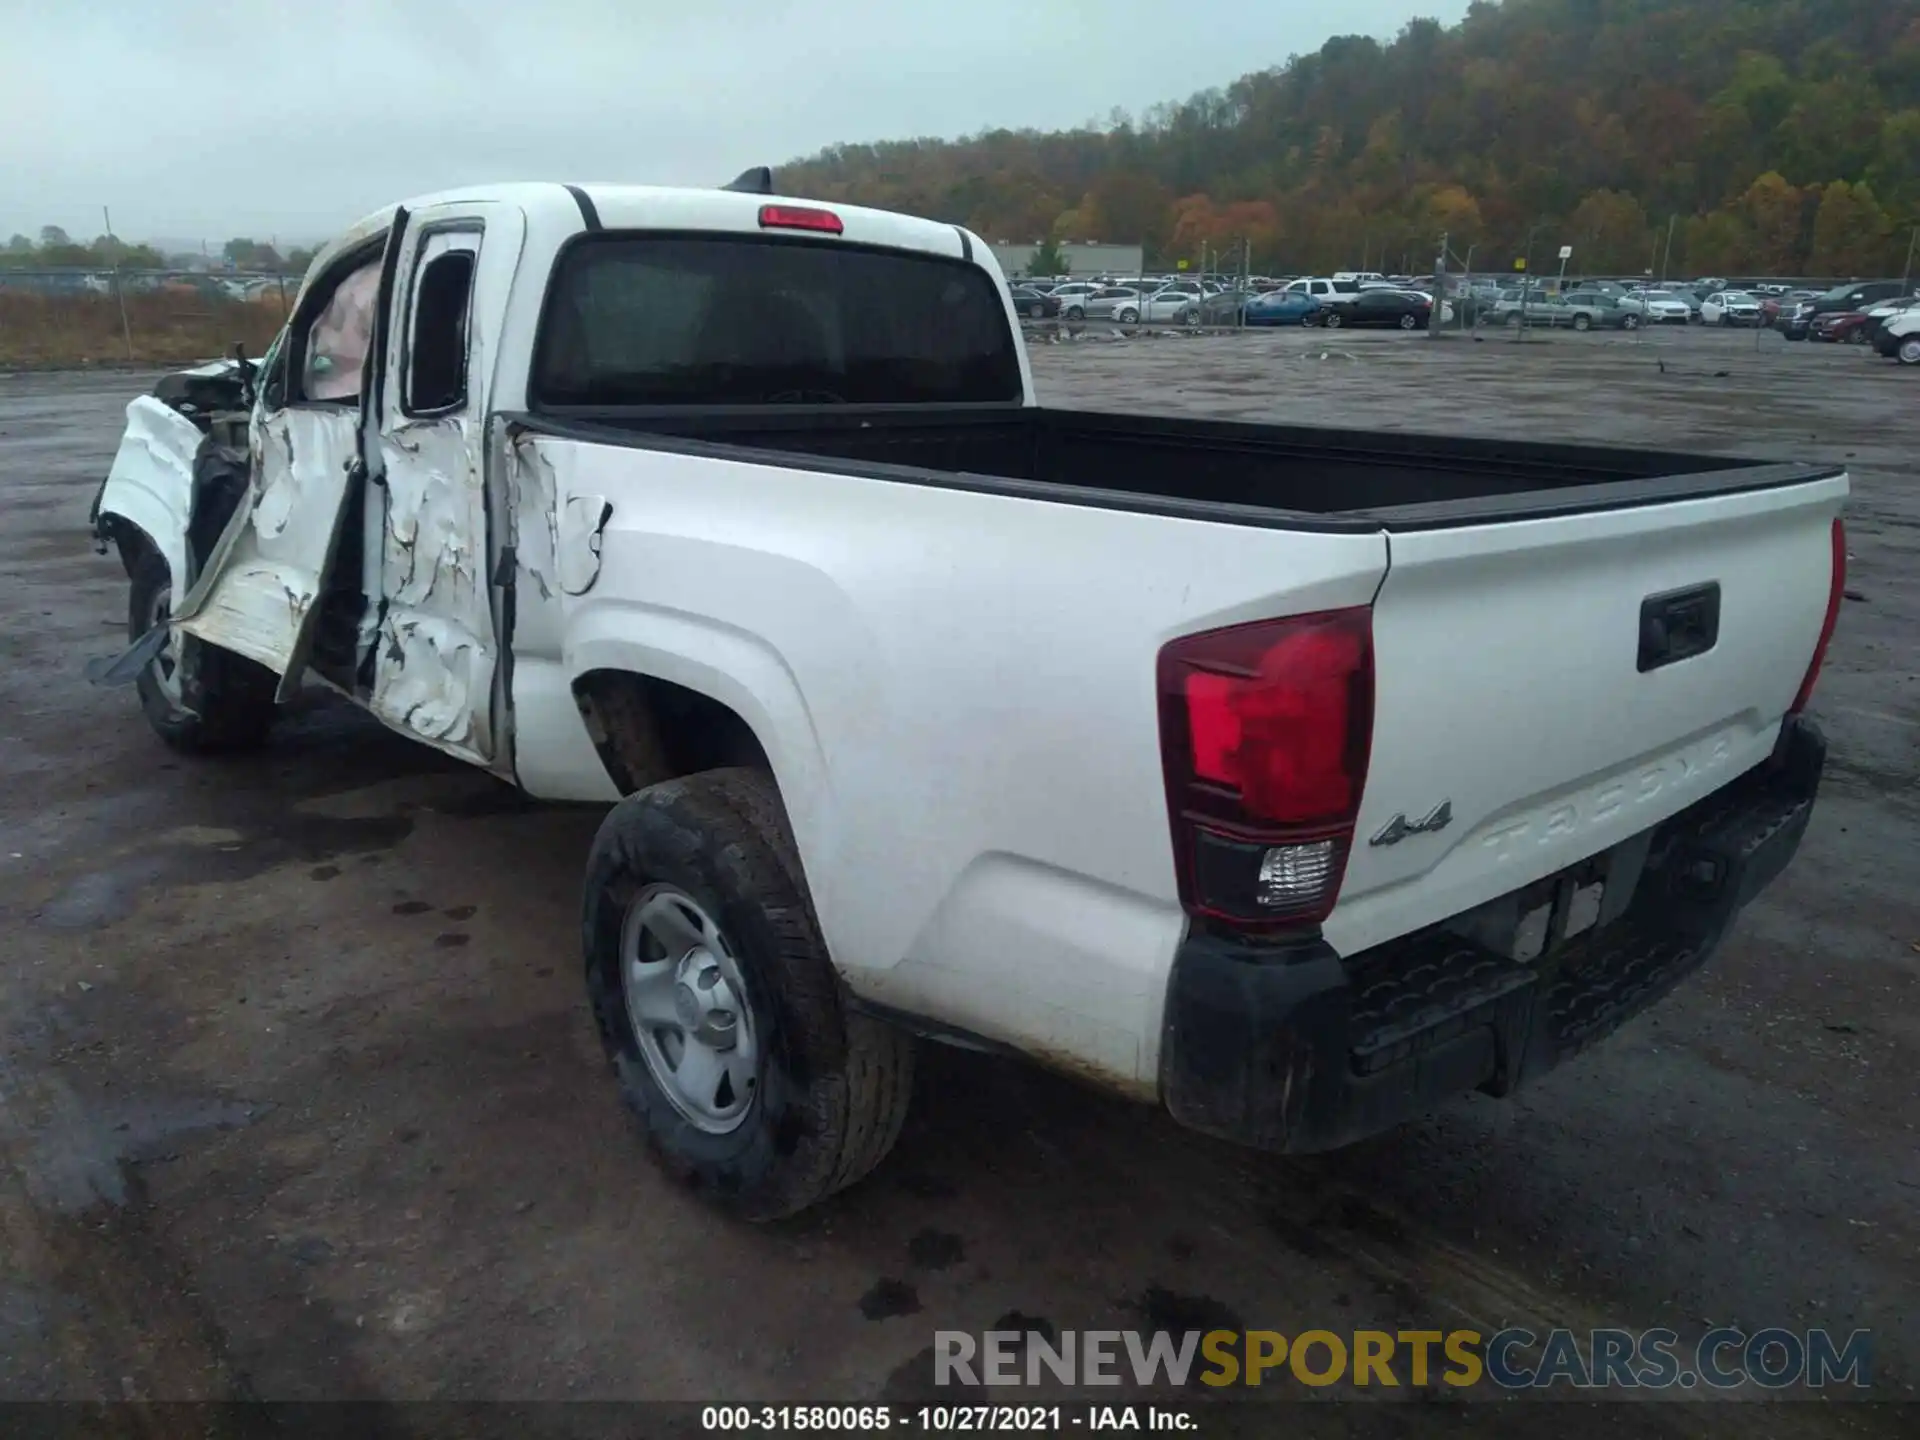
[1,327,1914,1432]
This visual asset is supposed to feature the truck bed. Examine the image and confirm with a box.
[514,404,1838,530]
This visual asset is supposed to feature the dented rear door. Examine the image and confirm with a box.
[366,202,527,766]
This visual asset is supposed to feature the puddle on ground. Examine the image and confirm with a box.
[36,813,416,931]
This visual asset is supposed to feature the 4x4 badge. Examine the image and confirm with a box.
[1370,800,1454,847]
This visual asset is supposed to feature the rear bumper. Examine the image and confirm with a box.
[1159,716,1825,1153]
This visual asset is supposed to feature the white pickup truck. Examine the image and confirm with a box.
[90,177,1847,1219]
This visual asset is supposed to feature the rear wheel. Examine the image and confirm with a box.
[1622,313,1640,330]
[1064,305,1084,321]
[583,768,915,1220]
[1116,307,1139,325]
[1573,313,1592,332]
[128,547,277,753]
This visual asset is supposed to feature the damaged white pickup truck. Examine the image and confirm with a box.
[92,177,1847,1219]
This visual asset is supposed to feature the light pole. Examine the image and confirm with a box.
[1516,222,1549,338]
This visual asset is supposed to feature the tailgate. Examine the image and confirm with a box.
[1325,471,1847,958]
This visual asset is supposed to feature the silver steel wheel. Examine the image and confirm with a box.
[144,579,185,709]
[1898,337,1920,366]
[620,884,759,1134]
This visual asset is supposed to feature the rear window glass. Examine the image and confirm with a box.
[533,235,1022,407]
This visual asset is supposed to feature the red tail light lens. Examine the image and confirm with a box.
[1789,517,1845,716]
[1159,608,1375,930]
[758,204,843,235]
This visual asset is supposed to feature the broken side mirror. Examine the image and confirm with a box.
[232,340,258,408]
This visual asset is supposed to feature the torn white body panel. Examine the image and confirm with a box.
[95,396,201,589]
[174,408,359,677]
[369,613,482,744]
[369,419,496,762]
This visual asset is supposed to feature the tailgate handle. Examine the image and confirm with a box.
[1638,582,1721,673]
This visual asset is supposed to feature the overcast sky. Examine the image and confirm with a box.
[1,0,1470,247]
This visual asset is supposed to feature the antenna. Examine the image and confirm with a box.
[721,167,774,195]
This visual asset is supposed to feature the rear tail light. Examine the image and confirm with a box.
[758,204,843,235]
[1789,517,1846,715]
[1158,608,1375,930]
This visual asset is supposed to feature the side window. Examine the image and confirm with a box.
[406,238,478,414]
[301,258,382,403]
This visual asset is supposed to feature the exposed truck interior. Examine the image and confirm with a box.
[517,406,1832,528]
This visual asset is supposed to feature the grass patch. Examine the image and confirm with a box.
[0,291,291,370]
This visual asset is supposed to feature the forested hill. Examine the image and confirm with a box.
[781,0,1920,277]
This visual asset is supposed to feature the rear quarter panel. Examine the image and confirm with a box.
[512,434,1387,1088]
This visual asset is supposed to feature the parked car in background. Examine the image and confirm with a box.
[1621,290,1693,325]
[1323,288,1432,329]
[1494,289,1575,328]
[1282,276,1362,317]
[1809,310,1873,344]
[1782,281,1914,340]
[1669,288,1709,322]
[1873,307,1920,364]
[1562,291,1640,331]
[1242,290,1323,326]
[1076,286,1142,321]
[1759,290,1819,327]
[1701,291,1763,326]
[1864,297,1920,350]
[1008,286,1062,320]
[1048,281,1104,320]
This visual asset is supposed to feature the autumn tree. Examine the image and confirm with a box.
[773,0,1920,281]
[1739,173,1811,274]
[1568,190,1652,274]
[1684,211,1753,275]
[1027,236,1069,277]
[1809,181,1892,276]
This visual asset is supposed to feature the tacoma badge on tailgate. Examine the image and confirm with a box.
[1370,800,1454,847]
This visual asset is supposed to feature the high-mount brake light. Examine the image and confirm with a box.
[1788,517,1845,716]
[758,205,844,235]
[1157,608,1375,930]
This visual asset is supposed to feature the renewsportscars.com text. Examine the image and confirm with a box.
[934,1326,1872,1391]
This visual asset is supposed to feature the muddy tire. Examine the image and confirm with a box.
[128,548,277,753]
[583,767,915,1220]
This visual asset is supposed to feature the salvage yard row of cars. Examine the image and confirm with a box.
[1010,270,1920,362]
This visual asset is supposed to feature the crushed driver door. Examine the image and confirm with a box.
[173,213,409,700]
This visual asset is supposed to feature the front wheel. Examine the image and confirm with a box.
[1116,308,1139,325]
[1622,313,1640,330]
[128,547,277,753]
[583,768,915,1220]
[1322,310,1344,329]
[1182,307,1201,328]
[1898,337,1920,366]
[1064,305,1084,321]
